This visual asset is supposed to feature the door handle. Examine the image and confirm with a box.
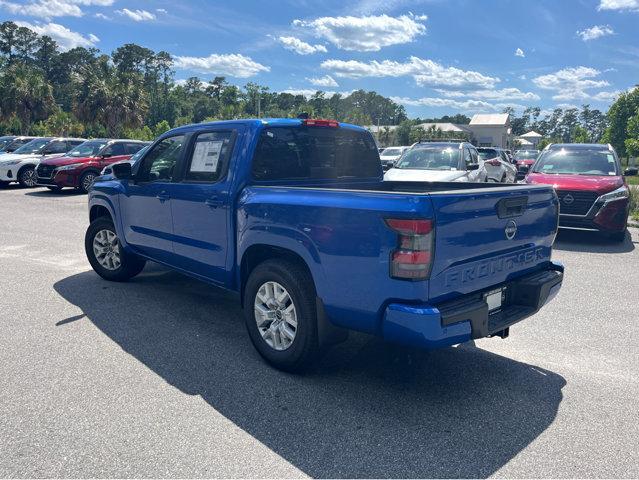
[205,197,223,209]
[156,191,170,202]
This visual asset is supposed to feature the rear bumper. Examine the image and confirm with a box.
[382,261,564,349]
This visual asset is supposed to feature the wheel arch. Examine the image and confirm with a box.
[239,244,314,306]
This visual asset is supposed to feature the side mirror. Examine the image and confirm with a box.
[623,167,638,176]
[111,162,132,180]
[467,163,480,171]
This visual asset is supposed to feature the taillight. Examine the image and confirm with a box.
[486,159,502,166]
[385,218,434,280]
[302,119,339,127]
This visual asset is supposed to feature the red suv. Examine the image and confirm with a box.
[514,149,540,179]
[525,143,633,241]
[36,139,148,193]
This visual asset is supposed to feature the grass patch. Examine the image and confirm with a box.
[630,185,639,222]
[626,175,639,186]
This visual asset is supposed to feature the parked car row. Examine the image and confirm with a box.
[0,136,149,192]
[383,141,518,184]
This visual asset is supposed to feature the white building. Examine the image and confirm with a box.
[517,130,543,148]
[467,114,512,148]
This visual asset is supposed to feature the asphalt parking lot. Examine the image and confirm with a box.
[1,185,638,478]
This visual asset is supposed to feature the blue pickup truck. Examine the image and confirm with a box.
[86,118,563,371]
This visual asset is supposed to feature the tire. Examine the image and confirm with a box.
[79,171,98,194]
[47,186,62,192]
[17,166,37,188]
[85,216,146,282]
[608,230,627,243]
[243,259,320,372]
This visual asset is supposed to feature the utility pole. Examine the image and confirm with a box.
[257,96,261,118]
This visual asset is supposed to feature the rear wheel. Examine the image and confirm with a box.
[17,166,37,187]
[85,216,146,281]
[79,171,98,193]
[243,259,320,372]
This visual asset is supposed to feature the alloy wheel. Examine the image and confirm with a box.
[92,229,121,271]
[254,281,298,351]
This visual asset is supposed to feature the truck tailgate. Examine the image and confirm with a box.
[427,185,558,303]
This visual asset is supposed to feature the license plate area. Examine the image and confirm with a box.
[485,287,506,314]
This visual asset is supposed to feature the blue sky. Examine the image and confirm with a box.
[2,0,639,118]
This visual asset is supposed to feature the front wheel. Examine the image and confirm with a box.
[85,216,146,281]
[17,166,37,187]
[608,230,627,243]
[79,171,97,193]
[243,259,320,372]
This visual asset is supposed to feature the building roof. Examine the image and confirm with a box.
[520,130,543,138]
[417,122,472,133]
[516,138,534,146]
[469,113,510,126]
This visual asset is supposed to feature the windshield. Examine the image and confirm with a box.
[381,148,402,156]
[130,145,150,164]
[515,150,539,160]
[67,141,108,158]
[533,149,619,176]
[0,137,14,150]
[13,138,51,155]
[477,149,498,160]
[396,146,460,170]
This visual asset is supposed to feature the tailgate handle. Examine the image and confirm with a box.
[496,196,528,218]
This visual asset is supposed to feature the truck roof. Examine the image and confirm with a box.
[165,118,365,137]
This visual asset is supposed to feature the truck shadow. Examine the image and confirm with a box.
[54,267,565,478]
[553,229,636,254]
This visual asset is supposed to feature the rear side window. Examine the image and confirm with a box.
[184,131,235,182]
[47,141,69,154]
[103,143,126,156]
[252,126,380,181]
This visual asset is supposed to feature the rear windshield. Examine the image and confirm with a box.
[532,149,619,176]
[477,149,498,160]
[514,150,539,160]
[396,146,460,170]
[252,126,380,181]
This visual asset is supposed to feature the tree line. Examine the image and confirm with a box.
[0,20,637,158]
[0,21,407,139]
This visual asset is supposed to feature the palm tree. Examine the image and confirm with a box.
[0,64,55,133]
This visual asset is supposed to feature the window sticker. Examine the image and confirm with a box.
[190,140,223,173]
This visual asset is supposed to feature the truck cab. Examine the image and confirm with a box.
[86,119,563,372]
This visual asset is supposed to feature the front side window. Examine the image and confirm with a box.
[533,149,619,176]
[102,143,126,157]
[138,135,186,182]
[185,131,235,182]
[397,146,461,171]
[477,149,499,160]
[252,126,380,181]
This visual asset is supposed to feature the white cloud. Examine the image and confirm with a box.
[173,53,270,78]
[277,36,327,55]
[321,56,499,89]
[156,8,167,14]
[592,90,623,101]
[532,66,611,100]
[391,96,525,112]
[515,48,525,57]
[0,0,113,18]
[279,88,354,98]
[94,12,109,19]
[435,87,540,101]
[598,0,639,11]
[307,75,339,87]
[15,21,98,50]
[116,8,156,21]
[577,25,614,41]
[293,13,426,51]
